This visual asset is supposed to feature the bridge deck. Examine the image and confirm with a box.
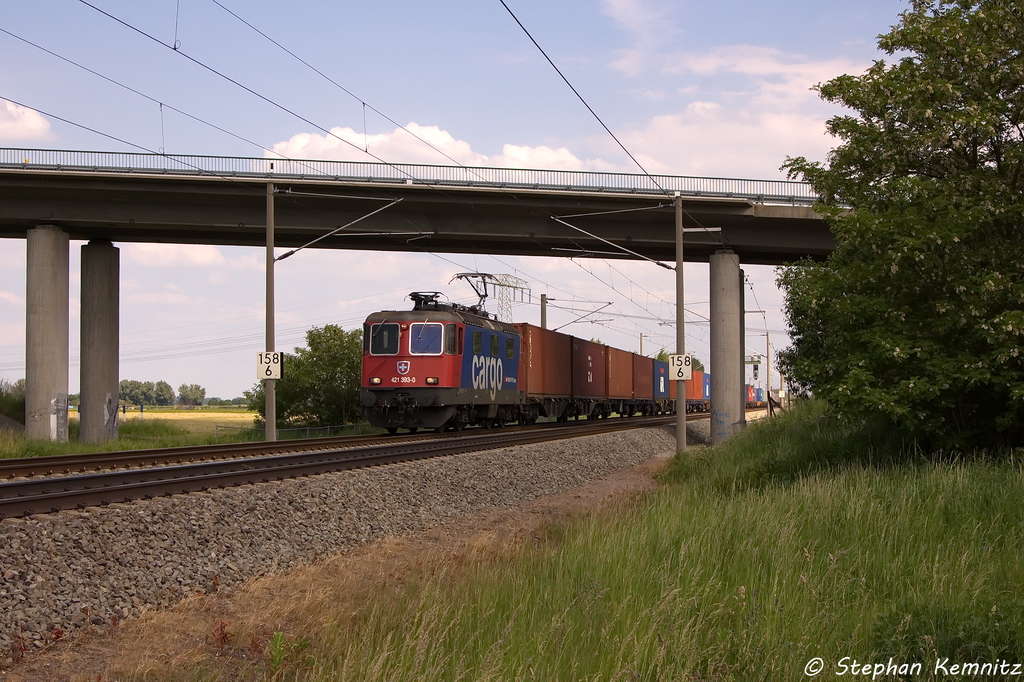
[0,149,830,265]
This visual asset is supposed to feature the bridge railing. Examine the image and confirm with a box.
[0,148,818,205]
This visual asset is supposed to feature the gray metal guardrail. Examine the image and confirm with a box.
[0,148,818,206]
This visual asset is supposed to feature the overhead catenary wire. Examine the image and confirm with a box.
[496,0,727,247]
[75,0,431,186]
[30,2,711,311]
[0,27,355,179]
[6,3,745,372]
[208,0,723,261]
[0,65,700,382]
[207,0,484,172]
[0,44,508,308]
[69,0,646,282]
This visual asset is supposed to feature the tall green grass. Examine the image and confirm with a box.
[188,402,1024,680]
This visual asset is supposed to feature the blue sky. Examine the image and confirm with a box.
[0,0,907,400]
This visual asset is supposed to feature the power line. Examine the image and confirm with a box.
[6,7,730,369]
[0,27,338,175]
[496,0,664,193]
[38,1,712,307]
[496,0,727,247]
[207,0,481,171]
[75,0,433,185]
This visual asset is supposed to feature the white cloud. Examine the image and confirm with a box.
[122,243,226,267]
[662,45,862,108]
[602,0,678,73]
[595,0,867,178]
[616,102,834,179]
[0,291,23,306]
[0,100,54,142]
[601,42,867,178]
[272,123,487,166]
[491,144,589,170]
[123,290,192,306]
[271,122,609,171]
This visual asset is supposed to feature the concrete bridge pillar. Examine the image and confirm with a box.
[710,249,743,444]
[80,240,120,443]
[25,225,69,441]
[738,267,747,432]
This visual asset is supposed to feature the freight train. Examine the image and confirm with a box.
[360,292,715,433]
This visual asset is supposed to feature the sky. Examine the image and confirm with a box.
[0,0,908,400]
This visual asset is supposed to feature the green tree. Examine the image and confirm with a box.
[779,0,1024,449]
[0,378,25,424]
[177,383,206,407]
[119,379,144,406]
[119,380,158,406]
[653,349,703,372]
[246,324,363,427]
[154,380,175,406]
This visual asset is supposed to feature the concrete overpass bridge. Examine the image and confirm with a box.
[0,148,831,442]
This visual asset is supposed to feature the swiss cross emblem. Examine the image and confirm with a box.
[397,361,411,375]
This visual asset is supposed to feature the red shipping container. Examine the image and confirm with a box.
[669,374,677,399]
[633,355,653,399]
[606,347,634,399]
[686,370,704,401]
[514,323,572,398]
[572,338,607,398]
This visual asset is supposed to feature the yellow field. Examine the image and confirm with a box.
[119,409,257,435]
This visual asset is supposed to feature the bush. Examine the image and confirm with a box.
[0,378,26,425]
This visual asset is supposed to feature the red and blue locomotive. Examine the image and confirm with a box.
[360,292,522,432]
[360,292,712,432]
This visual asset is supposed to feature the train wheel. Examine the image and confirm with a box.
[386,427,398,435]
[408,427,419,434]
[453,420,464,432]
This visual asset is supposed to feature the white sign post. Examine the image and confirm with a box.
[669,354,692,382]
[257,351,283,380]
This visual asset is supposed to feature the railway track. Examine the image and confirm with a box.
[0,414,682,519]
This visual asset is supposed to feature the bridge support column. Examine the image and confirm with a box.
[25,225,69,441]
[710,249,742,444]
[80,240,120,443]
[738,266,747,431]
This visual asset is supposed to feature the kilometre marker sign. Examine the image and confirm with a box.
[257,351,283,380]
[669,354,692,381]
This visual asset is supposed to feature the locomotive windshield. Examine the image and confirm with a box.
[409,323,443,355]
[369,323,400,355]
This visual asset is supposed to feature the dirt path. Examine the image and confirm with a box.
[1,448,678,681]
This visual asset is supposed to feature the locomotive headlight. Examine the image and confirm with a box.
[370,377,382,385]
[426,377,439,385]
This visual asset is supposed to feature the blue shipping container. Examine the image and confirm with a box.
[756,388,764,403]
[702,374,711,401]
[653,360,669,398]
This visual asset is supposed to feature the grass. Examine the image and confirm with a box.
[0,411,385,459]
[120,409,259,435]
[107,402,1024,680]
[0,413,261,459]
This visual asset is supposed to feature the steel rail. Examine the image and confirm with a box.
[0,417,607,480]
[0,416,678,518]
[0,430,439,479]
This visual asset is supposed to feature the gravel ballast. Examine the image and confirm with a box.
[0,424,688,665]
